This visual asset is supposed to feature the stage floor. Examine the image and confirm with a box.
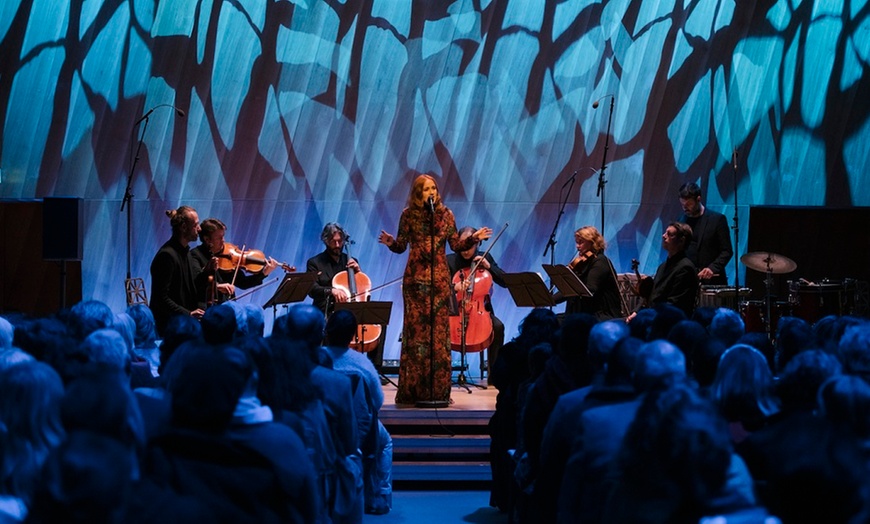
[379,380,497,412]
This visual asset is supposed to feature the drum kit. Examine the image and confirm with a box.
[736,251,849,337]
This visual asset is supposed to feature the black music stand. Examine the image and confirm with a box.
[543,264,593,299]
[262,272,318,322]
[335,301,396,386]
[502,272,557,307]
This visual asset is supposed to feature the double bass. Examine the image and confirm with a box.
[331,237,382,352]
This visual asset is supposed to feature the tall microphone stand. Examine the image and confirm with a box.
[417,199,448,408]
[121,115,153,307]
[543,172,577,294]
[595,96,615,237]
[731,149,740,289]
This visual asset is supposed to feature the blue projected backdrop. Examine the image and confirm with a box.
[1,0,869,359]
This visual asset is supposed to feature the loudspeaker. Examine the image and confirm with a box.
[43,197,83,261]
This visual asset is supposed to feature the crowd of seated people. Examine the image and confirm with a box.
[0,300,391,523]
[489,305,870,524]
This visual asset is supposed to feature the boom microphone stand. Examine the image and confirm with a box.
[417,197,448,408]
[543,171,577,292]
[121,104,185,306]
[592,94,615,237]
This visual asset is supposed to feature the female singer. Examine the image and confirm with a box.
[555,225,623,320]
[378,174,492,405]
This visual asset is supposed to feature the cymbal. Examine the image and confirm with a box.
[740,252,797,274]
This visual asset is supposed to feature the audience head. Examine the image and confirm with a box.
[0,316,12,351]
[169,344,250,433]
[527,342,554,380]
[692,337,727,388]
[667,319,708,377]
[159,314,202,374]
[838,322,870,383]
[61,369,145,450]
[12,317,69,369]
[691,306,716,328]
[514,308,559,348]
[629,307,656,340]
[736,331,775,372]
[777,349,842,412]
[616,381,732,521]
[0,361,65,503]
[325,309,358,349]
[222,301,248,338]
[634,339,686,391]
[200,304,237,345]
[67,300,114,342]
[648,303,686,341]
[710,344,779,425]
[111,312,136,353]
[604,336,643,387]
[709,308,745,347]
[79,329,132,376]
[243,304,265,337]
[125,304,157,349]
[557,313,598,385]
[268,337,319,412]
[588,320,629,370]
[818,374,870,439]
[273,304,325,362]
[774,316,814,373]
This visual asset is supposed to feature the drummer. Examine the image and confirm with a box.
[677,182,733,285]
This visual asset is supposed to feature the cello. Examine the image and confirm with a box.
[331,236,382,352]
[449,223,508,353]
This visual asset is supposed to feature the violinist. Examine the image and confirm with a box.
[553,226,622,320]
[191,218,280,304]
[306,222,362,315]
[447,226,507,385]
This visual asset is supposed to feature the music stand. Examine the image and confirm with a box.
[262,272,318,322]
[502,272,556,308]
[335,301,395,386]
[543,264,593,299]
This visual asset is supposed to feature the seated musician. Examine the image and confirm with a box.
[191,218,279,304]
[553,226,622,320]
[627,222,699,321]
[447,226,508,385]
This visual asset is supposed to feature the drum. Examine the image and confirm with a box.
[788,281,844,323]
[740,300,789,333]
[699,286,752,310]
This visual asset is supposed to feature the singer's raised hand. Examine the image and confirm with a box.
[474,227,492,242]
[378,230,394,247]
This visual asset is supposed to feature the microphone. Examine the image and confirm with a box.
[592,94,614,109]
[732,148,738,171]
[135,104,186,126]
[427,196,436,213]
[561,170,577,188]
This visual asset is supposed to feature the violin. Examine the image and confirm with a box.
[568,250,597,271]
[213,242,295,273]
[331,238,382,353]
[631,259,654,305]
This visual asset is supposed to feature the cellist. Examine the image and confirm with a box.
[306,223,386,371]
[446,226,508,386]
[191,218,280,304]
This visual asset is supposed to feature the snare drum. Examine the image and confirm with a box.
[699,286,752,311]
[788,281,844,323]
[740,300,789,333]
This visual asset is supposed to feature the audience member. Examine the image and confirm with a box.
[709,307,745,348]
[0,361,65,521]
[710,345,780,444]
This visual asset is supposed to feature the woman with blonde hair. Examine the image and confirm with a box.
[555,225,623,320]
[379,174,491,406]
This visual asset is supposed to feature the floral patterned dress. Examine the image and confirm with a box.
[387,205,475,404]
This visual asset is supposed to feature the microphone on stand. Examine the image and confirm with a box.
[427,196,436,213]
[561,170,578,188]
[135,104,186,126]
[732,148,738,171]
[592,94,615,109]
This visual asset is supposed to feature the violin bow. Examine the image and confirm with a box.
[230,243,246,289]
[227,275,282,302]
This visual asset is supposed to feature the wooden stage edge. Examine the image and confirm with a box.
[378,381,496,426]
